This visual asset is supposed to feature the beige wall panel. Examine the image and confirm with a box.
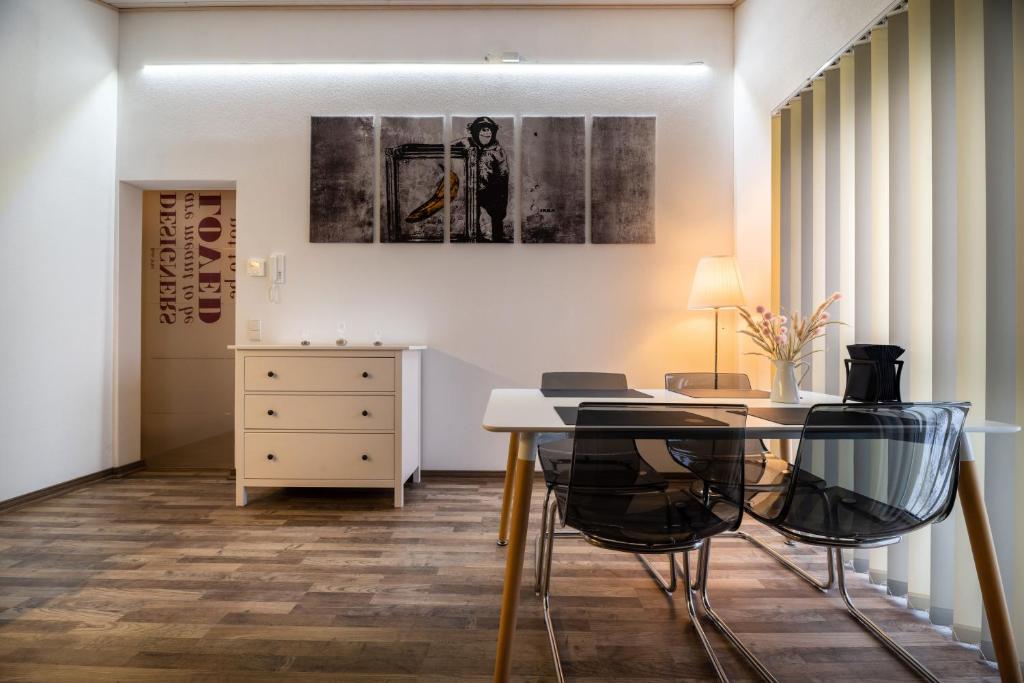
[141,412,233,463]
[141,192,236,355]
[142,358,233,413]
[141,190,236,468]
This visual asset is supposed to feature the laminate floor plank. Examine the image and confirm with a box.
[0,474,1001,682]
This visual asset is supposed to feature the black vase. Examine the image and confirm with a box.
[843,344,905,403]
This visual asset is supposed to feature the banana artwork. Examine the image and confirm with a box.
[405,167,459,223]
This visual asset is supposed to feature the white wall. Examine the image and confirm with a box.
[733,0,892,387]
[117,7,736,469]
[115,182,143,469]
[0,0,120,500]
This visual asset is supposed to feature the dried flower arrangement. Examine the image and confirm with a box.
[737,292,843,362]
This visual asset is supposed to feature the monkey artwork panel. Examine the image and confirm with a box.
[449,116,514,243]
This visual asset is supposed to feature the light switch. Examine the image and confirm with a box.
[246,258,266,277]
[247,319,262,342]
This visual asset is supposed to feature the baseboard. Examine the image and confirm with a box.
[952,622,982,646]
[0,460,145,512]
[420,470,506,479]
[906,591,930,612]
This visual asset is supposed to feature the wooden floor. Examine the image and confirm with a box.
[0,472,998,682]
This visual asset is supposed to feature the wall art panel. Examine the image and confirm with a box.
[521,116,585,244]
[381,116,445,243]
[590,116,656,244]
[450,115,514,243]
[309,116,375,243]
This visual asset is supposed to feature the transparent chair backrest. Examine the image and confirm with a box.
[665,373,752,392]
[565,403,748,533]
[541,372,628,391]
[765,403,969,542]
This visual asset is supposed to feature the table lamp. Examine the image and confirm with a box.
[688,255,746,376]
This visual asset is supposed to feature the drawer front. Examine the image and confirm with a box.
[244,432,394,480]
[244,394,395,430]
[245,356,395,392]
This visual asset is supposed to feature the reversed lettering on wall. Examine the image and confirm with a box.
[145,192,236,326]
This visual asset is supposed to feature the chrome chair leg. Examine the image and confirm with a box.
[540,496,558,603]
[680,551,729,683]
[535,488,582,595]
[833,547,941,683]
[535,488,552,594]
[540,497,565,683]
[637,552,678,595]
[731,530,835,591]
[697,541,780,683]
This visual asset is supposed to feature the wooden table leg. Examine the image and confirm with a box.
[957,434,1023,683]
[779,438,794,464]
[493,432,536,682]
[496,432,520,546]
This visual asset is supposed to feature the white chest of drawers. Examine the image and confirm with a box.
[231,345,422,507]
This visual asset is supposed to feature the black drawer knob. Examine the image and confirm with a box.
[361,454,369,461]
[361,410,369,417]
[267,453,275,461]
[267,409,276,416]
[361,371,369,378]
[267,371,276,378]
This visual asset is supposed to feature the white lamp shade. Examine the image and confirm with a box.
[688,255,746,310]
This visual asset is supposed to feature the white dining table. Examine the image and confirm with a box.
[481,388,1022,683]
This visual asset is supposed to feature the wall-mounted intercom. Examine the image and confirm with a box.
[270,252,286,285]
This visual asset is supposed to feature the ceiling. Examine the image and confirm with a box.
[106,0,735,8]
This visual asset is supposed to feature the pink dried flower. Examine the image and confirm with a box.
[738,293,842,364]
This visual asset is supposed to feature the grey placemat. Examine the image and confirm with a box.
[748,407,811,425]
[673,388,772,398]
[541,389,653,399]
[554,406,580,425]
[554,406,728,427]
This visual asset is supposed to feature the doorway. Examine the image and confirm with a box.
[140,190,236,470]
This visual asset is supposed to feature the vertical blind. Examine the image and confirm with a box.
[770,0,1023,663]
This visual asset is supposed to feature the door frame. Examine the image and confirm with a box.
[113,180,237,469]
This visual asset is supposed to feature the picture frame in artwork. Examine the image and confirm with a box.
[380,116,446,243]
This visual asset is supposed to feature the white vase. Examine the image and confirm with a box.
[771,360,808,404]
